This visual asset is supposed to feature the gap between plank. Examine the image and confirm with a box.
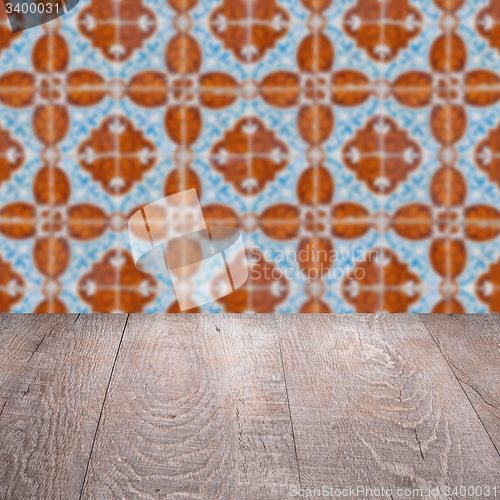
[27,313,64,362]
[78,313,130,500]
[276,318,303,490]
[418,314,500,458]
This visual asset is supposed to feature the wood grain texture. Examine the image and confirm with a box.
[420,313,500,454]
[80,314,299,500]
[278,314,500,494]
[2,313,500,500]
[0,314,63,406]
[0,313,127,500]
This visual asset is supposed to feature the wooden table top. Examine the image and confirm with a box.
[1,314,500,499]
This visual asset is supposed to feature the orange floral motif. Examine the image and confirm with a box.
[202,203,240,229]
[476,1,500,56]
[78,250,157,312]
[392,66,500,148]
[198,72,239,109]
[209,0,289,62]
[261,172,372,245]
[343,0,423,61]
[165,166,203,198]
[210,117,289,195]
[298,166,334,206]
[214,249,288,312]
[128,71,167,108]
[34,298,68,314]
[390,51,500,299]
[392,71,433,108]
[331,70,372,106]
[0,255,24,312]
[430,33,467,73]
[477,259,500,312]
[4,0,500,315]
[167,302,201,313]
[0,126,24,187]
[299,299,332,313]
[0,8,19,56]
[260,68,372,150]
[259,164,372,309]
[78,0,156,61]
[297,33,334,73]
[166,34,202,74]
[255,33,374,304]
[260,71,301,108]
[475,122,500,189]
[389,20,500,309]
[165,105,202,145]
[0,71,36,108]
[129,67,241,148]
[77,116,157,195]
[331,203,371,239]
[464,70,500,106]
[342,248,421,313]
[297,104,334,145]
[126,52,240,150]
[391,167,500,312]
[0,166,108,312]
[343,117,422,194]
[0,32,108,151]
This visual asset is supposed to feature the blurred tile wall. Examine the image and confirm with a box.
[1,0,500,312]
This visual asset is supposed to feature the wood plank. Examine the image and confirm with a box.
[278,314,500,496]
[0,313,128,500]
[0,314,64,399]
[81,314,300,499]
[420,313,500,454]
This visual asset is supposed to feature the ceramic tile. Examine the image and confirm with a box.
[2,0,500,312]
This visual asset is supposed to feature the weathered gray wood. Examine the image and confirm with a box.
[0,313,127,500]
[3,313,500,500]
[0,314,64,400]
[80,314,299,499]
[278,314,500,496]
[420,313,500,454]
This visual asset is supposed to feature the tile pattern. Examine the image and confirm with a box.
[1,0,500,312]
